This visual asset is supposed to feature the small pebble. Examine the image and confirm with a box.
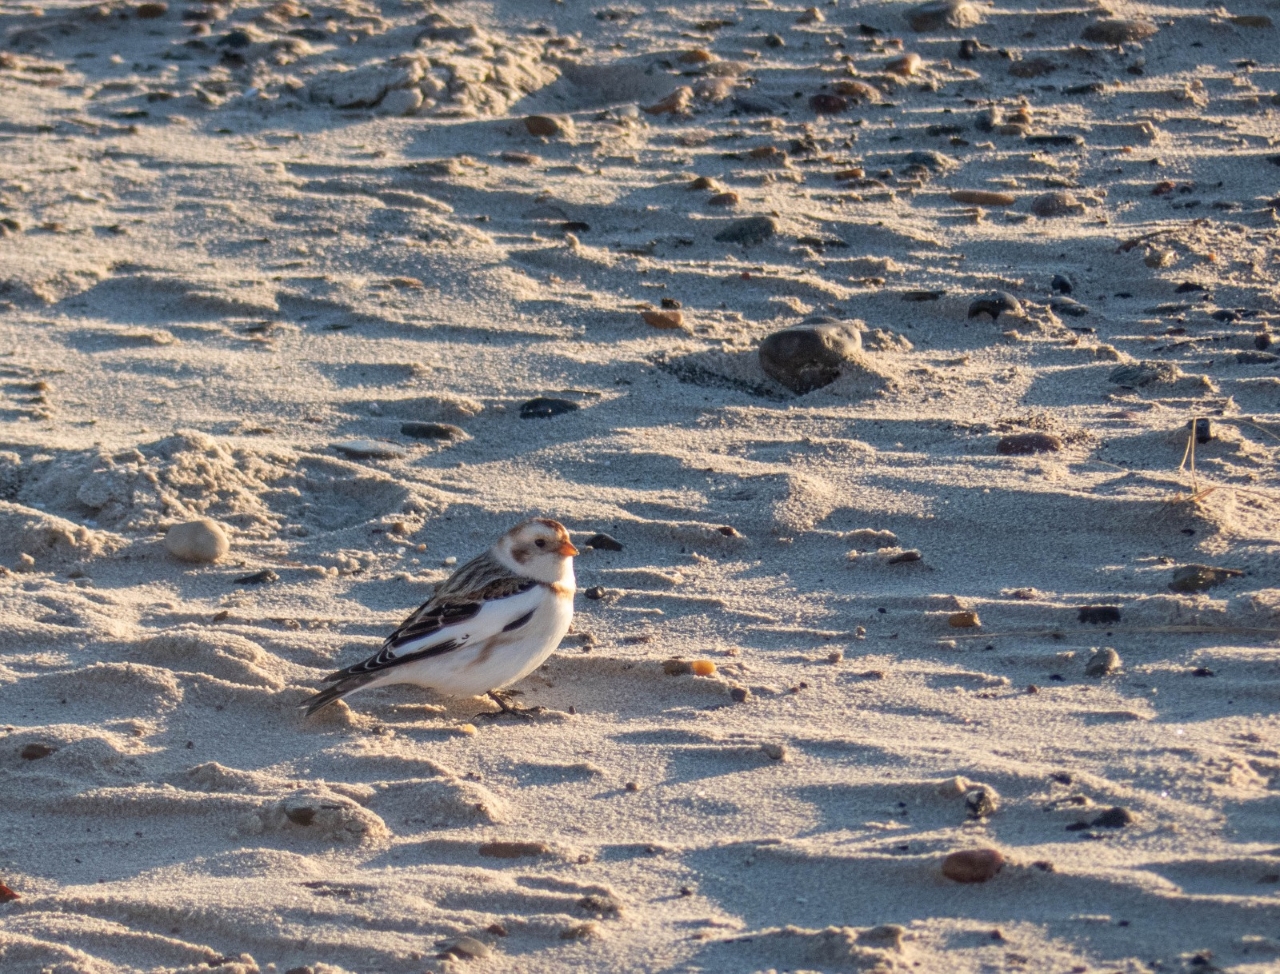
[729,686,752,703]
[1090,806,1134,828]
[809,93,848,114]
[401,422,467,441]
[691,660,717,676]
[942,849,1004,884]
[1031,191,1085,218]
[233,569,278,586]
[443,937,490,961]
[906,0,982,32]
[1081,19,1158,43]
[478,841,550,858]
[1079,605,1122,625]
[584,586,606,600]
[1051,274,1073,294]
[965,785,999,819]
[1084,647,1121,677]
[20,743,56,760]
[950,190,1016,207]
[886,53,923,77]
[519,397,579,419]
[523,114,563,137]
[165,518,230,564]
[760,742,787,760]
[997,432,1062,455]
[707,191,739,207]
[136,2,168,16]
[1108,362,1179,388]
[333,439,406,459]
[0,882,18,903]
[584,532,622,551]
[1168,564,1242,593]
[968,292,1023,321]
[642,310,685,330]
[1051,297,1090,318]
[758,322,863,394]
[713,215,777,246]
[948,611,981,628]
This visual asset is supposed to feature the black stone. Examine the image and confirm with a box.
[218,29,252,47]
[713,215,777,246]
[1051,297,1090,317]
[968,291,1022,321]
[234,569,279,585]
[1090,806,1134,828]
[401,422,466,440]
[1078,605,1121,625]
[1188,418,1212,444]
[519,397,580,419]
[584,586,606,600]
[1051,274,1073,294]
[584,532,623,551]
[758,323,863,394]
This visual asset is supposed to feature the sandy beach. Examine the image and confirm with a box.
[2,0,1280,970]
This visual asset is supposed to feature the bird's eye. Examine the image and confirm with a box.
[534,539,546,548]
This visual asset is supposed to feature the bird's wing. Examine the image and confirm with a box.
[322,565,541,683]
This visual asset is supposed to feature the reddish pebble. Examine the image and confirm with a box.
[0,882,18,902]
[642,310,684,330]
[942,848,1004,883]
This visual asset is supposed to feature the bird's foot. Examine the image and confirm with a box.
[477,690,545,721]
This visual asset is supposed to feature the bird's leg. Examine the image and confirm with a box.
[477,689,545,720]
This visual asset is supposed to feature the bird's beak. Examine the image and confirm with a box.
[558,541,579,557]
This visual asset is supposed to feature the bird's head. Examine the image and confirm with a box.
[495,518,577,583]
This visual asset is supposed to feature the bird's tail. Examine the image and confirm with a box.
[301,672,376,717]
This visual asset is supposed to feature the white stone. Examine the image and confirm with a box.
[165,518,230,563]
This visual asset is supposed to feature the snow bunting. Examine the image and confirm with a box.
[303,518,576,717]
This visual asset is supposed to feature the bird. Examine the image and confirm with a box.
[302,518,577,718]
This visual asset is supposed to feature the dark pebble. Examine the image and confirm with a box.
[759,322,863,394]
[902,290,944,301]
[904,149,955,171]
[941,848,1004,884]
[560,221,590,233]
[401,421,467,440]
[1051,274,1073,294]
[957,38,982,59]
[886,549,922,564]
[1051,297,1090,317]
[1078,605,1121,624]
[233,569,279,585]
[1063,82,1106,95]
[584,586,606,600]
[1255,332,1272,350]
[1191,666,1215,677]
[968,291,1023,321]
[997,432,1062,455]
[218,29,252,48]
[1090,806,1134,828]
[809,93,848,114]
[1108,362,1178,388]
[519,397,580,419]
[1187,418,1212,443]
[585,532,623,551]
[730,687,752,703]
[713,215,777,246]
[1026,134,1084,147]
[1169,564,1242,592]
[1175,281,1207,293]
[20,743,56,760]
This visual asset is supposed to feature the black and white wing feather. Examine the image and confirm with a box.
[302,551,538,715]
